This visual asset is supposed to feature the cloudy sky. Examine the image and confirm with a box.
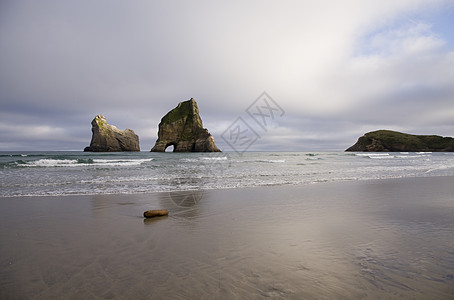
[1,0,454,151]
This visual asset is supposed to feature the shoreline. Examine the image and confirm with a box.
[1,175,454,299]
[2,173,454,199]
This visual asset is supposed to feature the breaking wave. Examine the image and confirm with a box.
[20,158,154,168]
[2,151,454,197]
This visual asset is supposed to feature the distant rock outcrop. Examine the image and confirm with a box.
[84,115,140,152]
[151,98,221,152]
[346,130,454,152]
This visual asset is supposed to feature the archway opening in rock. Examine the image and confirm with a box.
[165,143,176,152]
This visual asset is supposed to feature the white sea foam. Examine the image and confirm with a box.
[23,158,154,167]
[25,159,79,167]
[356,153,392,159]
[395,155,423,158]
[92,158,154,165]
[306,157,322,160]
[180,158,199,162]
[257,159,285,163]
[240,159,286,163]
[356,153,389,157]
[425,162,454,173]
[201,157,228,161]
[3,151,454,197]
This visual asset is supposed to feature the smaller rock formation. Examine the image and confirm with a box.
[346,130,454,152]
[84,115,140,152]
[151,98,221,152]
[144,209,169,218]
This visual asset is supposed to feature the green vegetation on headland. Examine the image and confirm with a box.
[346,130,454,152]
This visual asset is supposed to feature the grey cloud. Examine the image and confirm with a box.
[1,1,454,151]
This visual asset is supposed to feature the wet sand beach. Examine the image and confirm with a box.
[1,176,454,299]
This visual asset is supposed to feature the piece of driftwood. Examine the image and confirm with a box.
[143,209,169,218]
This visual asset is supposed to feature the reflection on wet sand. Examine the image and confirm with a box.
[1,177,454,299]
[159,189,206,217]
[143,215,169,225]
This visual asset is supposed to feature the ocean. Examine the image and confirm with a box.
[1,151,454,197]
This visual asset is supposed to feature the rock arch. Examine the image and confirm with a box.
[165,142,176,152]
[151,98,221,152]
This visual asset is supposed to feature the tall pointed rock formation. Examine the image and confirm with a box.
[151,98,221,152]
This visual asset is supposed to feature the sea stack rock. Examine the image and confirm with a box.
[84,115,140,152]
[151,98,221,152]
[346,130,454,152]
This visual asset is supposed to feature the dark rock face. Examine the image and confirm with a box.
[84,115,140,152]
[151,98,221,152]
[346,130,454,152]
